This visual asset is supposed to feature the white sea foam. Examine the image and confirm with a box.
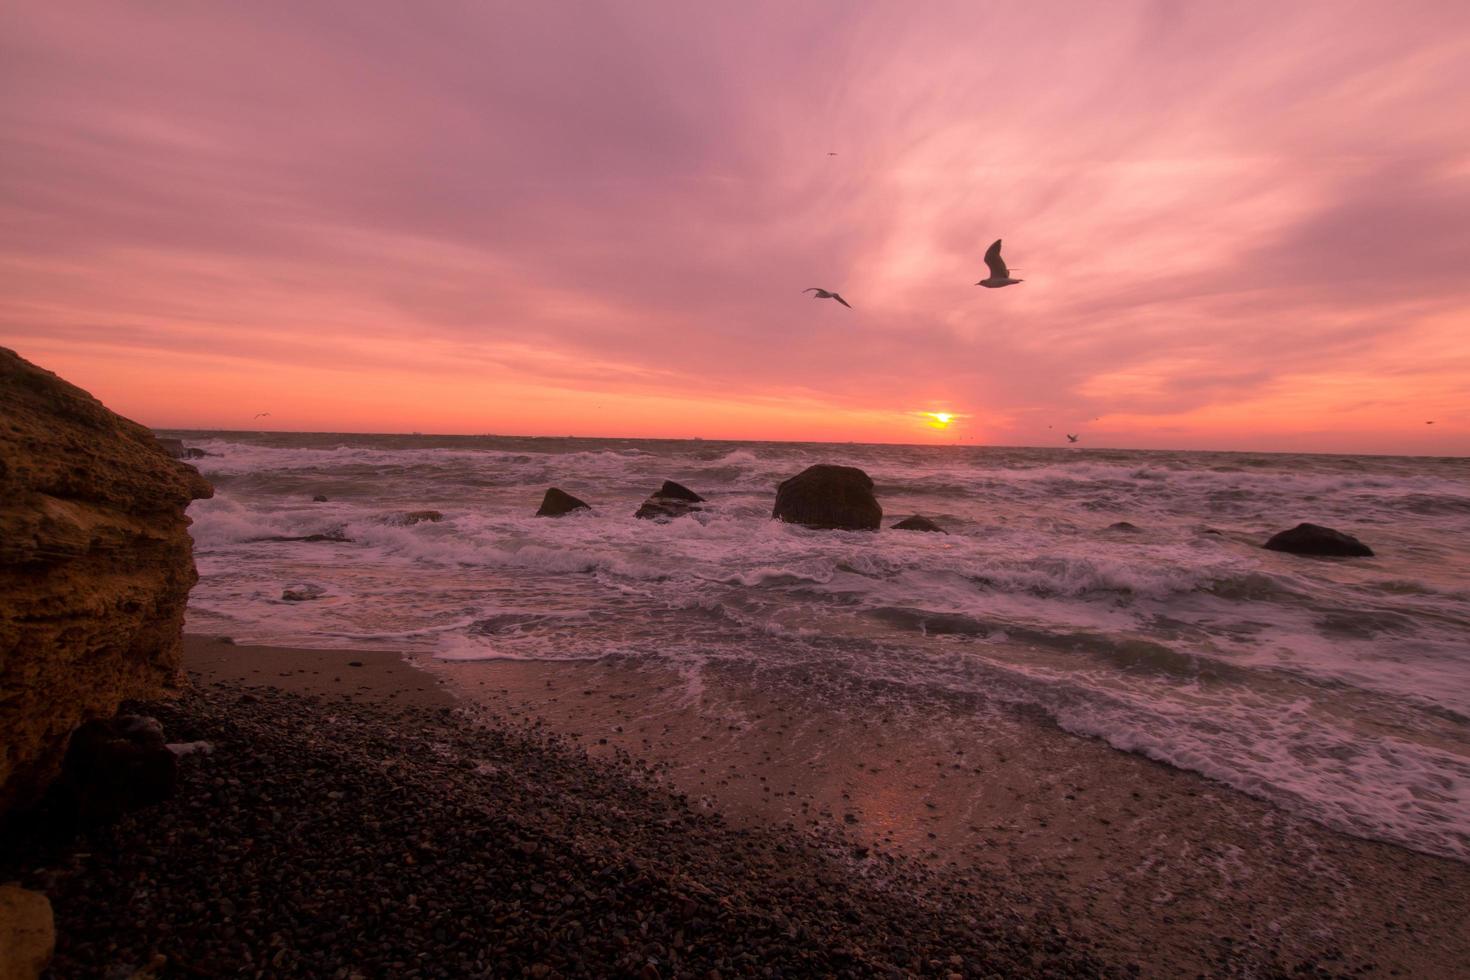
[177,432,1470,861]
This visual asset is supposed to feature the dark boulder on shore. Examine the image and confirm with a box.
[892,515,946,533]
[44,715,177,827]
[634,481,705,521]
[1264,523,1374,557]
[0,347,211,814]
[773,464,881,531]
[536,487,590,517]
[312,494,329,502]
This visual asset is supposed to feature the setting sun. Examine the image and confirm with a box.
[924,412,954,429]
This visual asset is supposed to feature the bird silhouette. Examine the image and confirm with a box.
[803,288,852,308]
[977,240,1023,288]
[1066,433,1079,443]
[253,412,271,419]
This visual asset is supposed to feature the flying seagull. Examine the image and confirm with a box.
[1426,420,1435,425]
[253,411,271,419]
[804,288,852,309]
[1066,433,1079,443]
[977,239,1023,288]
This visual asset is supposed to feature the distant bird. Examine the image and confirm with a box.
[804,288,852,309]
[253,411,271,419]
[976,239,1023,288]
[1066,433,1079,443]
[827,152,837,156]
[1426,421,1435,425]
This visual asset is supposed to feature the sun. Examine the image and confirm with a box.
[923,412,954,429]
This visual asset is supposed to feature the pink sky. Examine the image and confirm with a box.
[3,1,1468,453]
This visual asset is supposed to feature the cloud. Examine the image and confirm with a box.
[2,1,1468,451]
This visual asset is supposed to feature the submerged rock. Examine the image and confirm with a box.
[1106,521,1141,533]
[772,464,881,531]
[385,509,444,526]
[0,348,212,814]
[312,494,329,502]
[1264,523,1374,557]
[154,437,208,460]
[536,488,590,517]
[634,481,705,521]
[0,885,54,980]
[250,530,352,544]
[891,515,946,533]
[281,585,327,602]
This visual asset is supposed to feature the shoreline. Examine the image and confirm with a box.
[177,635,1470,976]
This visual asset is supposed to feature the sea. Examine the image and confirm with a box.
[167,432,1470,863]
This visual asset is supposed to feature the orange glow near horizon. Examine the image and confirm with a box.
[2,3,1469,455]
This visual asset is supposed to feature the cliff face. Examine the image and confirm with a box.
[0,348,213,814]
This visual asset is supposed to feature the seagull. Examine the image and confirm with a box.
[976,239,1023,288]
[827,152,837,156]
[1066,433,1079,443]
[804,288,852,308]
[253,411,271,419]
[1426,421,1435,425]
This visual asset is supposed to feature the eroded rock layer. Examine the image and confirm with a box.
[0,348,212,813]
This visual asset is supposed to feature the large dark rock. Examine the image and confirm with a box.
[634,481,705,521]
[772,464,881,531]
[1264,523,1374,557]
[1,348,212,814]
[891,515,946,533]
[536,488,590,517]
[47,715,178,827]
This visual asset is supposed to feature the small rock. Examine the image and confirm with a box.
[313,494,329,502]
[891,515,946,533]
[634,481,705,521]
[1106,521,1140,532]
[0,885,54,980]
[536,487,591,517]
[281,585,327,602]
[384,510,444,526]
[1263,523,1373,557]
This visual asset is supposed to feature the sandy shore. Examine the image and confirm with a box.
[4,636,1465,977]
[3,638,1117,978]
[419,651,1470,978]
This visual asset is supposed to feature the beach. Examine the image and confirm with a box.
[6,635,1464,977]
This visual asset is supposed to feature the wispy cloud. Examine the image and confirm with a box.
[3,1,1468,451]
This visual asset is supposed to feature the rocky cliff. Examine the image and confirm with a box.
[0,348,212,814]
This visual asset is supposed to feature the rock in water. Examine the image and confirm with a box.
[0,885,54,980]
[1264,523,1374,557]
[154,437,206,459]
[0,347,212,814]
[772,464,881,531]
[281,585,327,602]
[891,515,946,533]
[383,509,444,526]
[634,481,705,521]
[536,487,590,517]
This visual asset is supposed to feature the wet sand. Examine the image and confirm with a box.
[420,652,1470,978]
[178,635,1470,976]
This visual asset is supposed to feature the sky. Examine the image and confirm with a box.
[3,1,1468,454]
